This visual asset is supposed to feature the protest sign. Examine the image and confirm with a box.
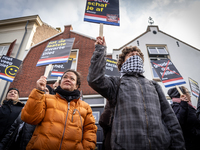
[0,55,22,82]
[151,59,186,88]
[36,38,75,67]
[84,0,120,26]
[50,58,73,77]
[188,77,199,98]
[105,58,120,77]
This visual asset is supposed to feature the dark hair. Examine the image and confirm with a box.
[181,86,190,95]
[61,69,81,88]
[117,46,144,71]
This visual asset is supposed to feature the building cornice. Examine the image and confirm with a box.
[0,15,43,26]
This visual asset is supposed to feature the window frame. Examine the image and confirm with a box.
[147,45,170,81]
[0,44,10,57]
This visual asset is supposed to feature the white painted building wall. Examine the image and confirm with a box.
[113,25,200,106]
[0,16,41,100]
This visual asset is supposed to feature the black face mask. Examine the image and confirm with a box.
[55,86,80,102]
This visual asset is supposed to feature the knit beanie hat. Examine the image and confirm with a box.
[167,87,183,99]
[7,88,20,96]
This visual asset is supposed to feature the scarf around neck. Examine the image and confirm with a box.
[120,55,145,75]
[55,86,80,102]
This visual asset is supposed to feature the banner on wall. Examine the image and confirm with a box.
[105,58,120,77]
[50,58,73,77]
[36,38,75,66]
[151,59,186,88]
[188,77,199,98]
[0,55,22,82]
[84,0,120,26]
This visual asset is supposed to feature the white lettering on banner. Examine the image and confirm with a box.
[0,63,9,68]
[44,46,65,51]
[54,65,64,69]
[0,59,13,66]
[160,70,177,76]
[94,0,109,3]
[153,62,172,68]
[106,66,113,71]
[106,62,117,68]
[2,55,13,61]
[42,51,55,56]
[161,67,169,71]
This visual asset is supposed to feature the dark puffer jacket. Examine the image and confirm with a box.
[172,100,200,150]
[0,113,36,150]
[0,100,24,142]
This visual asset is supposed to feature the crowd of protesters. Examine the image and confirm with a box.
[0,36,200,150]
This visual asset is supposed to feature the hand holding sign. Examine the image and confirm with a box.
[36,76,47,91]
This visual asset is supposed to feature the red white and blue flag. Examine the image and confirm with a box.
[151,59,186,88]
[84,0,120,26]
[36,38,75,67]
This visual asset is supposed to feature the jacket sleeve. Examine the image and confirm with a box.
[87,44,119,103]
[172,101,188,128]
[0,113,23,149]
[21,88,46,125]
[153,81,186,150]
[82,105,98,150]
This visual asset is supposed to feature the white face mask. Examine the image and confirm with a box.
[120,55,145,75]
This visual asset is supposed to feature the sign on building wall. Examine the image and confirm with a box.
[84,0,120,26]
[105,58,120,77]
[36,38,75,66]
[0,55,22,82]
[189,77,199,98]
[50,58,73,77]
[151,59,186,88]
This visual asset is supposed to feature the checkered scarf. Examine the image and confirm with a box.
[120,55,144,75]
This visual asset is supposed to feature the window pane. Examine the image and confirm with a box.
[157,47,168,54]
[150,59,159,78]
[0,45,9,55]
[148,47,158,54]
[152,68,159,78]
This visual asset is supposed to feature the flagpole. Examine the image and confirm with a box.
[175,85,183,95]
[44,64,52,78]
[99,23,103,37]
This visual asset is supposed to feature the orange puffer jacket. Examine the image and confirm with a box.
[21,89,97,150]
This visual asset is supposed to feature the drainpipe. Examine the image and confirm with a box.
[0,20,29,102]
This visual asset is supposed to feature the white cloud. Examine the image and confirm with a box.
[0,0,199,53]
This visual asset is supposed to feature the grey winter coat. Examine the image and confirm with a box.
[87,45,185,150]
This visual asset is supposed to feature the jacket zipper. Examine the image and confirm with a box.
[137,77,152,150]
[59,102,70,150]
[71,109,83,142]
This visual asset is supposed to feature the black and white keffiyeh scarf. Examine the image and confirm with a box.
[120,55,145,75]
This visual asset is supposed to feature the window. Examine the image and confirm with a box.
[147,46,169,80]
[46,49,79,83]
[0,45,9,56]
[148,47,168,55]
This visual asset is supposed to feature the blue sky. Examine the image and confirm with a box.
[0,0,200,53]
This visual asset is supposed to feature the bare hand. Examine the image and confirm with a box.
[180,95,189,102]
[36,76,47,91]
[95,36,106,46]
